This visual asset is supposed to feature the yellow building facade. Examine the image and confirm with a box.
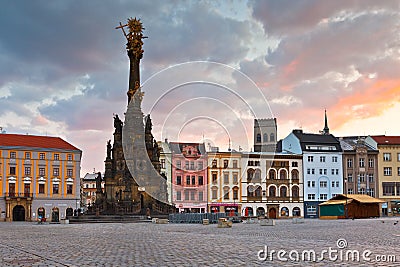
[368,136,400,216]
[0,134,81,222]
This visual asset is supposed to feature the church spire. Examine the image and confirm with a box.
[323,109,329,135]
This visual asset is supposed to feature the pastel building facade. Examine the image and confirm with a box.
[241,152,303,218]
[367,136,400,216]
[282,130,343,218]
[207,151,242,214]
[170,142,207,213]
[0,134,81,222]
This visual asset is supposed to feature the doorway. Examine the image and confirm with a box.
[51,207,59,222]
[268,207,277,219]
[13,205,25,221]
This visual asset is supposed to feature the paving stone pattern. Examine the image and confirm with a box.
[0,218,399,266]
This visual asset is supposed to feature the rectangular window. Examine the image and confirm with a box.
[382,182,395,196]
[368,174,374,183]
[319,169,323,175]
[332,156,338,162]
[254,161,260,166]
[10,151,16,158]
[347,159,353,168]
[359,158,365,168]
[190,161,194,170]
[191,191,195,200]
[39,184,45,194]
[25,152,31,159]
[331,181,335,187]
[191,176,196,185]
[307,205,316,215]
[307,169,311,175]
[223,172,229,184]
[198,161,203,170]
[323,169,327,175]
[53,184,59,194]
[331,169,335,175]
[292,161,298,167]
[233,160,238,168]
[320,181,327,188]
[320,156,326,162]
[319,194,327,200]
[212,160,217,168]
[311,181,315,187]
[67,184,73,194]
[348,188,353,194]
[186,176,190,185]
[307,181,311,187]
[384,167,392,176]
[212,172,217,184]
[176,191,181,201]
[397,183,400,196]
[25,167,31,176]
[368,188,375,197]
[176,176,181,185]
[383,153,391,161]
[223,160,228,168]
[67,154,73,161]
[39,153,45,160]
[10,166,16,175]
[359,174,365,183]
[308,194,315,200]
[185,191,189,200]
[53,168,59,176]
[185,161,189,170]
[198,191,203,201]
[212,189,217,200]
[233,189,238,200]
[39,168,45,176]
[336,181,339,187]
[398,167,400,176]
[336,169,339,175]
[368,158,374,168]
[347,174,353,183]
[54,153,60,161]
[398,153,400,162]
[224,189,229,200]
[198,176,203,185]
[308,156,314,162]
[233,173,238,184]
[67,169,73,177]
[176,160,181,169]
[312,169,315,174]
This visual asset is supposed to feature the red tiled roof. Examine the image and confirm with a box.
[371,135,400,145]
[0,134,80,151]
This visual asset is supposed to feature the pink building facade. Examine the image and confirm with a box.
[169,142,207,213]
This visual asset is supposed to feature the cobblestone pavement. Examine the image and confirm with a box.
[0,217,399,267]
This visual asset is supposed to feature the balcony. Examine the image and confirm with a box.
[5,192,33,198]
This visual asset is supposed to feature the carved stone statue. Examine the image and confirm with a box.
[114,114,123,133]
[96,172,102,194]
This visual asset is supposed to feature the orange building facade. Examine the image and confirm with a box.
[0,134,81,222]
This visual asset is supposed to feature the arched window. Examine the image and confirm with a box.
[292,207,301,217]
[268,169,275,180]
[292,186,299,198]
[232,187,239,200]
[263,133,268,142]
[281,207,289,217]
[270,133,275,142]
[255,186,262,197]
[269,186,276,197]
[223,186,230,200]
[256,133,261,143]
[280,169,287,180]
[280,186,287,197]
[291,169,299,180]
[253,169,261,183]
[247,169,254,182]
[211,187,218,200]
[247,185,254,197]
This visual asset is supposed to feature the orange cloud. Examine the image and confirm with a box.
[331,78,400,130]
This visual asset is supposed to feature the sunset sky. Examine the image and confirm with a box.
[1,1,399,175]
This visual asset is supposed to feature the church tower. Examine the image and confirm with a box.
[322,110,330,135]
[254,118,277,152]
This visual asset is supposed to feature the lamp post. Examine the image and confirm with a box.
[344,178,348,219]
